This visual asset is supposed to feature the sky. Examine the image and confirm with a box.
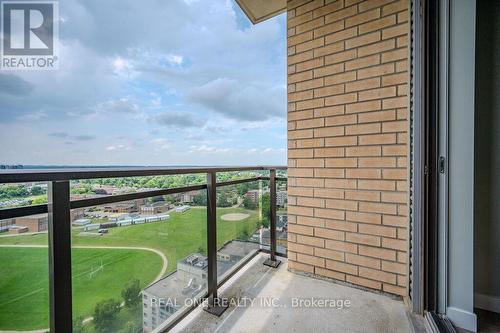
[0,0,287,166]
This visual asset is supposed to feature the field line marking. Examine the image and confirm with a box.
[0,244,168,283]
[0,288,43,307]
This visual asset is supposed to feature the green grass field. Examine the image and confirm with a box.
[0,207,261,331]
[0,247,161,331]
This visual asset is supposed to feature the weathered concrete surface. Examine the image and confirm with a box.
[172,254,413,333]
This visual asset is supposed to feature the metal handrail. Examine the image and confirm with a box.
[0,165,286,183]
[0,176,271,220]
[0,166,287,332]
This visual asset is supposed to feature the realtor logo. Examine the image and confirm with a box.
[1,0,59,70]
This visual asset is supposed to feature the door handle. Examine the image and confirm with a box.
[439,156,446,174]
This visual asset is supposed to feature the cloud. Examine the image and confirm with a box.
[49,132,69,138]
[247,147,286,154]
[17,111,48,121]
[166,54,184,66]
[0,74,34,96]
[93,97,139,114]
[153,111,202,128]
[150,138,170,150]
[48,132,95,141]
[0,0,287,165]
[187,78,285,121]
[106,144,131,151]
[73,135,95,141]
[189,144,231,153]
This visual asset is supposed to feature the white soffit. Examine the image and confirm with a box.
[235,0,286,24]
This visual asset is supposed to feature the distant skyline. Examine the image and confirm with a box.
[0,0,287,166]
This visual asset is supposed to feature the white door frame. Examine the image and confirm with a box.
[437,0,477,331]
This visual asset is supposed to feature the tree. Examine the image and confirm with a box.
[73,316,85,333]
[192,192,207,206]
[150,196,165,203]
[121,279,141,308]
[93,298,121,332]
[197,245,206,255]
[217,192,232,207]
[30,185,45,196]
[0,184,29,200]
[237,228,250,240]
[119,321,137,333]
[243,196,256,210]
[31,196,48,205]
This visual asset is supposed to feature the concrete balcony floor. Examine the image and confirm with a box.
[172,253,414,333]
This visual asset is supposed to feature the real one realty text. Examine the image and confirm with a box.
[151,297,351,309]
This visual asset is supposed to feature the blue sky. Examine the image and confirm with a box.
[0,0,287,166]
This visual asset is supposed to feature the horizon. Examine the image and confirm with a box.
[0,163,287,169]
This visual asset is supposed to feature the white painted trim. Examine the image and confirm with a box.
[447,307,477,332]
[234,0,286,24]
[475,293,500,314]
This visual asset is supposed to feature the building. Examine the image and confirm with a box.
[231,0,498,331]
[172,190,199,203]
[0,165,23,169]
[142,241,258,332]
[1,1,498,332]
[277,214,288,231]
[72,218,91,226]
[244,189,259,204]
[276,190,287,207]
[103,202,136,213]
[83,224,100,231]
[0,219,15,233]
[175,205,190,213]
[141,202,171,215]
[107,213,138,222]
[276,0,414,306]
[259,228,288,255]
[8,226,29,234]
[176,253,208,287]
[70,208,85,222]
[14,214,48,232]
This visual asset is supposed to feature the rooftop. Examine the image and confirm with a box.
[144,241,261,305]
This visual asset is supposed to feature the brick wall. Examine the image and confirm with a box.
[286,0,409,296]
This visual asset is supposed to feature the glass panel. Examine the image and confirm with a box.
[0,182,49,330]
[216,180,262,281]
[260,179,271,251]
[69,184,207,333]
[0,211,49,331]
[276,179,288,255]
[259,177,288,256]
[0,182,48,209]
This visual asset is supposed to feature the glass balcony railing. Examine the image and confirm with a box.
[0,166,286,333]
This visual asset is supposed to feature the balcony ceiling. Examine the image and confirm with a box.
[235,0,286,24]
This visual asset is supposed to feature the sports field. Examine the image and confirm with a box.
[0,207,261,331]
[0,247,162,331]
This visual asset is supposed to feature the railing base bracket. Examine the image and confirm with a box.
[263,258,281,268]
[203,300,229,317]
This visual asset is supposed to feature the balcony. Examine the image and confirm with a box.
[171,253,412,333]
[0,166,419,332]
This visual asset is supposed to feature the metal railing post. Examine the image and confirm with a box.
[47,180,73,332]
[264,169,281,268]
[203,172,228,316]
